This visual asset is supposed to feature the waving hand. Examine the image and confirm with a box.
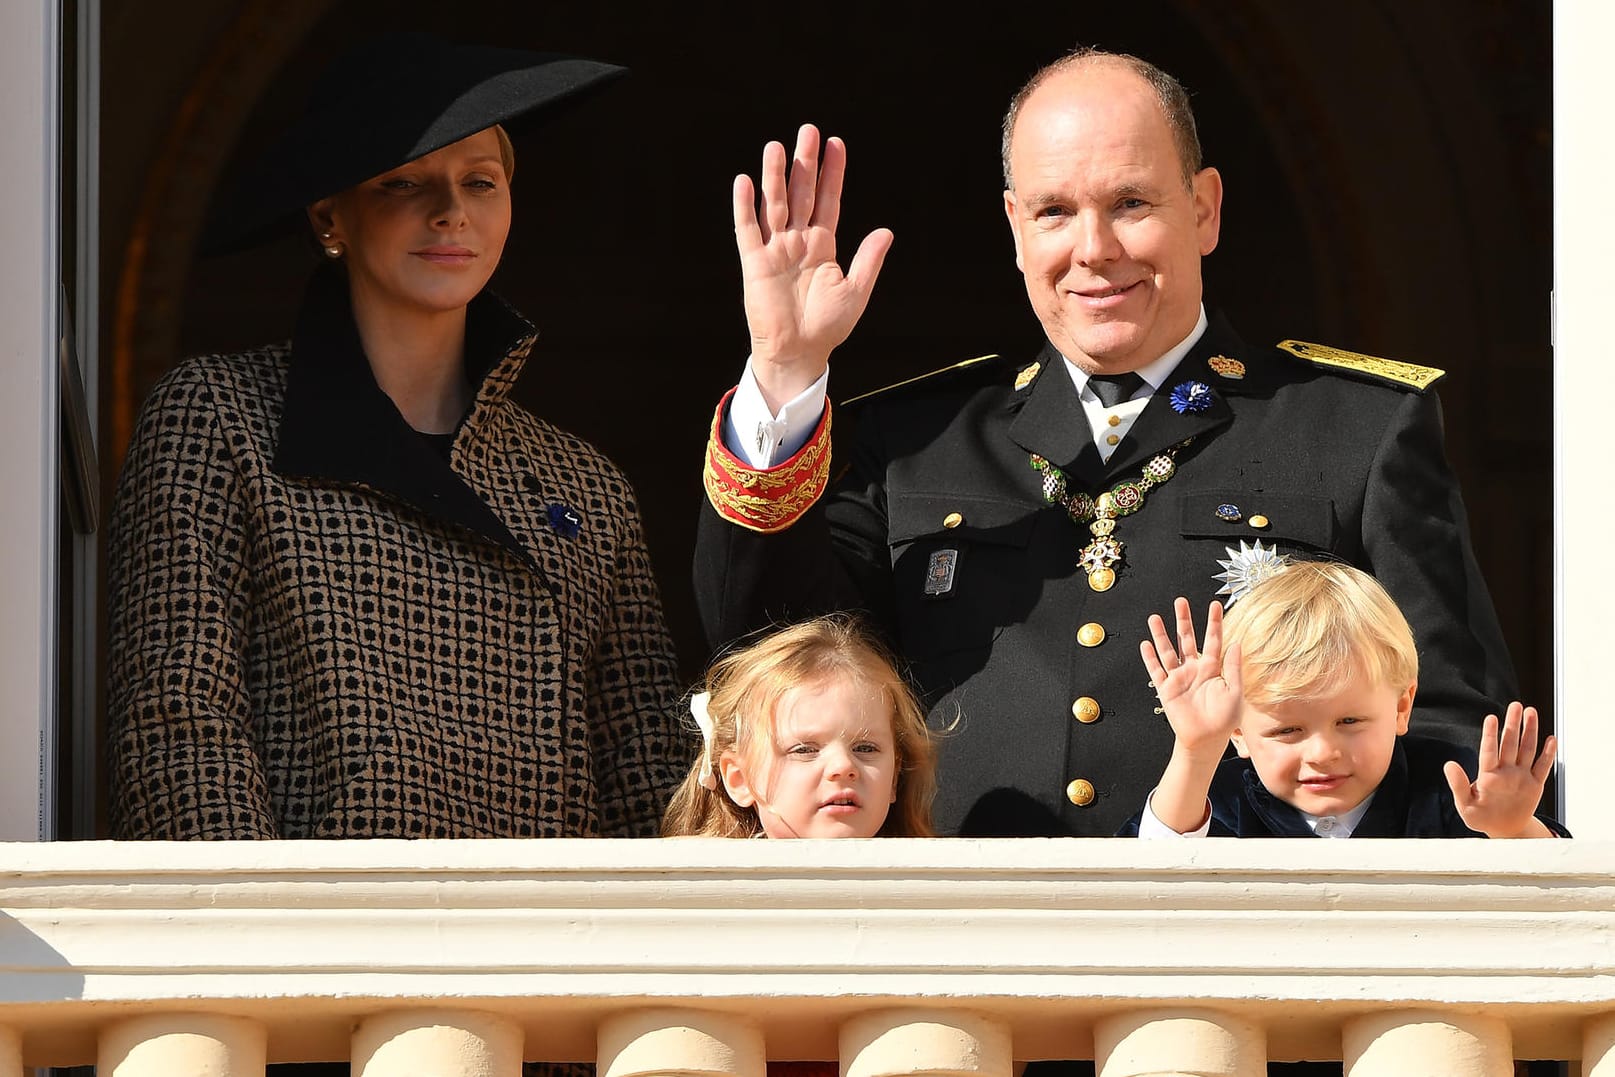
[1140,598,1243,754]
[1136,598,1244,834]
[1443,702,1557,839]
[734,124,893,409]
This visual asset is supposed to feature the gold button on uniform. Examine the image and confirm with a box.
[1066,778,1096,806]
[1249,514,1270,529]
[1105,433,1120,446]
[942,512,963,529]
[1107,414,1121,427]
[1077,622,1106,647]
[1072,696,1101,723]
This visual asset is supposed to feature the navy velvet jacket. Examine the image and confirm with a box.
[1117,734,1569,838]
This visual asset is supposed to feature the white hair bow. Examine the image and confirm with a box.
[690,691,718,790]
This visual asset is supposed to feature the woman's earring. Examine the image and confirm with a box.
[319,231,342,259]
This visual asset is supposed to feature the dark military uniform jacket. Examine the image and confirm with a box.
[109,268,692,839]
[1116,735,1567,838]
[694,313,1516,837]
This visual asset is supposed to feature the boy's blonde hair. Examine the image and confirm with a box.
[661,614,937,838]
[1222,561,1418,707]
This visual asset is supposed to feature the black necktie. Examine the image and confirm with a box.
[1087,372,1146,408]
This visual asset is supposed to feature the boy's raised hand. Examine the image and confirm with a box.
[1140,598,1243,753]
[1443,702,1558,839]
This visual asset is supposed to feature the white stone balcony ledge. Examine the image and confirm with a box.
[3,838,1615,1075]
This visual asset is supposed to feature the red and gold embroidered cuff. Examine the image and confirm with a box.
[702,388,832,534]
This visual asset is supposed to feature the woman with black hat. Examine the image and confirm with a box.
[106,32,691,842]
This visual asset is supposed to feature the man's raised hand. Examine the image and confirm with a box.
[734,124,893,411]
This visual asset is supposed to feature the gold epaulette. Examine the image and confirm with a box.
[1277,339,1445,392]
[840,354,1001,406]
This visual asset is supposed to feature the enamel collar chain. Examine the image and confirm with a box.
[1030,439,1192,591]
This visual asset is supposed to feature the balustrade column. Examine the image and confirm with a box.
[599,1009,764,1077]
[98,1013,266,1077]
[1582,1013,1615,1075]
[0,1023,19,1077]
[1094,1008,1264,1077]
[1343,1010,1511,1077]
[353,1009,521,1077]
[842,1008,1011,1077]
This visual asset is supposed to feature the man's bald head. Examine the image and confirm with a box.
[1002,48,1203,191]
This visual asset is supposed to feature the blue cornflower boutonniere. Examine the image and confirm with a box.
[1169,380,1215,414]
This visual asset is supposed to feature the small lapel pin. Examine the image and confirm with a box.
[546,503,582,539]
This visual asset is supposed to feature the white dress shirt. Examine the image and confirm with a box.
[1064,307,1209,462]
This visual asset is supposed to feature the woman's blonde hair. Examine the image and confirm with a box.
[661,614,937,838]
[1222,560,1418,707]
[493,124,516,181]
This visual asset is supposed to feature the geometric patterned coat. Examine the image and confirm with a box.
[109,269,692,839]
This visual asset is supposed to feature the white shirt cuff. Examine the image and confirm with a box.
[723,360,830,468]
[1136,789,1212,838]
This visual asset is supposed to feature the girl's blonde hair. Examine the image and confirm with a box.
[661,614,937,838]
[1222,560,1418,707]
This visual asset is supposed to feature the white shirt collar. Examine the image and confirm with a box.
[1064,305,1210,396]
[1299,792,1376,839]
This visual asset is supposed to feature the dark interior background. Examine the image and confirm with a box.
[93,1,1552,831]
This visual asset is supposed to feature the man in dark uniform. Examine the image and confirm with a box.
[694,48,1515,838]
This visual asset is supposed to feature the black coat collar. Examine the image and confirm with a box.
[1005,339,1091,469]
[271,267,537,561]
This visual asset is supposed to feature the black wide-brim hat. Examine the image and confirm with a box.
[201,31,626,255]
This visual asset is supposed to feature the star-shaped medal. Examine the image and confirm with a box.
[1212,539,1288,606]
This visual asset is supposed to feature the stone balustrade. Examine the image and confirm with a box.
[3,839,1614,1076]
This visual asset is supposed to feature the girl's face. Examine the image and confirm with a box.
[308,128,511,323]
[720,675,900,839]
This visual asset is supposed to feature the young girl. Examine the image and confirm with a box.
[663,615,937,838]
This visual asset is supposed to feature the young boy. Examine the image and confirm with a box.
[1122,561,1564,839]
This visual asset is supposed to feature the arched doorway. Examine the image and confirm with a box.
[97,0,1552,829]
